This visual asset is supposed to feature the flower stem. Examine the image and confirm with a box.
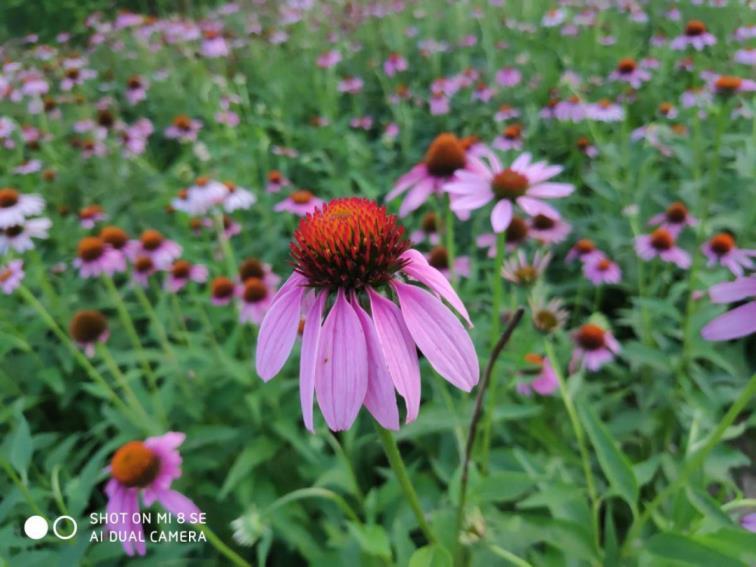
[264,487,361,523]
[102,275,167,425]
[487,542,534,567]
[456,308,524,561]
[375,424,436,544]
[445,195,456,282]
[17,284,144,429]
[544,341,600,552]
[194,523,252,567]
[131,281,176,359]
[214,211,238,276]
[491,231,507,347]
[623,373,756,555]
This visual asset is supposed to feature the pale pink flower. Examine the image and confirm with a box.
[701,233,755,277]
[517,354,558,396]
[583,255,622,286]
[635,228,691,269]
[570,323,621,373]
[384,53,408,76]
[701,276,756,341]
[274,190,324,216]
[0,259,24,294]
[0,217,51,253]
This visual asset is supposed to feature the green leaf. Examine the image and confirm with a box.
[408,544,453,567]
[347,523,392,560]
[474,471,536,503]
[10,412,33,483]
[577,403,638,514]
[219,439,277,499]
[686,487,733,530]
[646,533,745,567]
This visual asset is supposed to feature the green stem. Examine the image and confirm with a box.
[491,232,507,347]
[445,196,456,282]
[544,341,600,553]
[375,425,436,544]
[214,211,238,276]
[623,373,756,554]
[1,459,45,517]
[132,281,175,359]
[97,343,156,432]
[102,275,166,424]
[264,487,361,523]
[194,524,252,567]
[487,542,533,567]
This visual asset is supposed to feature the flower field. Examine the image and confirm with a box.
[1,1,755,565]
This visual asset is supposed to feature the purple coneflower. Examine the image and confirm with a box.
[0,259,24,294]
[570,323,621,373]
[635,228,691,269]
[255,198,478,432]
[0,217,50,253]
[125,75,148,105]
[210,276,237,306]
[74,236,126,278]
[384,53,408,76]
[410,212,441,245]
[516,353,558,396]
[164,115,202,142]
[492,124,523,151]
[701,276,756,341]
[165,259,208,293]
[79,204,106,228]
[445,151,573,233]
[609,57,651,88]
[266,170,289,194]
[566,239,602,264]
[702,233,755,277]
[426,246,471,280]
[648,201,697,235]
[583,256,622,286]
[69,310,109,357]
[502,249,551,286]
[105,432,201,556]
[239,277,275,325]
[0,187,44,229]
[671,20,717,51]
[127,229,182,269]
[274,189,324,216]
[528,212,571,244]
[222,181,256,212]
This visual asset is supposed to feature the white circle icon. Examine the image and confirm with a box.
[53,516,78,540]
[24,515,48,540]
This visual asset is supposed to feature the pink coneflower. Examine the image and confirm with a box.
[585,99,625,122]
[502,249,551,286]
[426,246,471,280]
[200,29,229,58]
[165,259,208,293]
[74,236,126,278]
[384,53,408,76]
[566,239,602,264]
[338,76,363,94]
[275,189,324,216]
[471,82,495,102]
[79,204,106,228]
[648,201,697,235]
[125,75,148,105]
[100,226,130,255]
[132,256,157,287]
[266,170,289,194]
[671,20,717,51]
[105,432,201,557]
[410,211,441,245]
[128,229,182,269]
[222,181,256,212]
[635,228,691,269]
[0,187,45,229]
[583,255,622,285]
[734,48,756,66]
[741,513,756,532]
[172,177,227,216]
[238,257,279,288]
[516,353,558,396]
[388,133,482,217]
[69,310,109,357]
[0,217,50,253]
[238,277,275,324]
[494,103,520,122]
[576,136,598,158]
[60,66,96,91]
[446,151,573,233]
[570,323,620,373]
[657,102,679,119]
[317,50,341,68]
[553,96,586,122]
[492,124,524,151]
[528,212,571,244]
[709,75,756,95]
[164,115,202,142]
[542,8,566,27]
[14,159,42,175]
[701,276,756,341]
[495,67,522,87]
[0,259,24,294]
[702,233,755,276]
[477,217,530,258]
[429,91,451,115]
[609,58,651,88]
[256,198,477,431]
[210,277,237,306]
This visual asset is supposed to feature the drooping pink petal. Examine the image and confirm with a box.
[387,164,426,200]
[511,152,532,170]
[156,489,202,519]
[449,190,494,212]
[399,177,435,217]
[517,196,560,218]
[393,282,479,391]
[527,164,563,184]
[399,249,472,326]
[315,290,368,431]
[491,199,513,233]
[255,273,306,381]
[368,288,421,422]
[300,292,327,432]
[709,276,756,304]
[701,302,756,341]
[354,302,400,430]
[527,182,574,198]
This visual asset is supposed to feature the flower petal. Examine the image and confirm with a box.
[354,302,400,430]
[255,272,306,381]
[399,177,435,217]
[491,199,513,233]
[517,196,561,218]
[701,302,756,341]
[368,288,421,423]
[393,282,479,391]
[315,290,368,431]
[527,182,574,198]
[709,276,756,304]
[157,489,202,519]
[300,292,327,432]
[400,249,472,326]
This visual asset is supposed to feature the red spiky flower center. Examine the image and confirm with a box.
[111,441,160,488]
[576,324,606,351]
[291,198,410,291]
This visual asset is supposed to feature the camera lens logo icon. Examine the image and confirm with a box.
[24,515,78,540]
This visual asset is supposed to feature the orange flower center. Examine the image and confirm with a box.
[127,76,142,89]
[658,102,673,114]
[268,170,282,183]
[79,204,103,220]
[428,246,449,270]
[532,214,555,230]
[239,258,265,281]
[243,278,268,302]
[140,229,164,251]
[171,260,191,279]
[576,324,605,350]
[665,202,687,223]
[77,237,105,261]
[617,58,636,74]
[69,310,108,343]
[111,441,161,488]
[291,190,314,205]
[0,188,19,208]
[134,256,154,273]
[173,115,192,130]
[650,228,674,251]
[710,233,734,256]
[575,239,596,255]
[685,20,706,36]
[492,169,529,201]
[211,277,235,299]
[424,133,467,178]
[0,268,12,283]
[503,124,522,140]
[524,352,544,365]
[715,76,742,92]
[596,259,611,271]
[100,226,129,249]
